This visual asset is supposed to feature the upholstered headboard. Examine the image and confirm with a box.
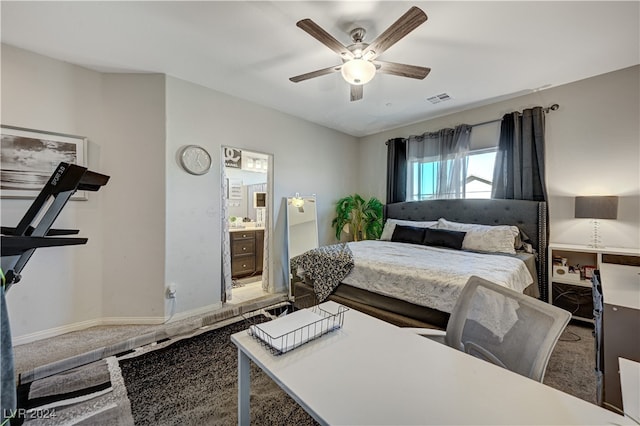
[384,199,548,300]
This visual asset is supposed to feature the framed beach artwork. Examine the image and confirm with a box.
[0,125,88,200]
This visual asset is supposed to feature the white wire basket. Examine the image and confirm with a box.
[248,304,348,355]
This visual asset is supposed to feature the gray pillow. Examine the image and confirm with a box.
[437,218,518,254]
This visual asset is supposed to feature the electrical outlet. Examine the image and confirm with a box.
[166,284,177,299]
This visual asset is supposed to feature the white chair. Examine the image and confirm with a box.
[408,276,571,382]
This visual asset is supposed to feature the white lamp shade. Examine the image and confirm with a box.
[341,59,376,85]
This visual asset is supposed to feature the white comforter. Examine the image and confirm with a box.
[341,240,533,315]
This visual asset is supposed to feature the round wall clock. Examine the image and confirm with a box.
[179,145,212,175]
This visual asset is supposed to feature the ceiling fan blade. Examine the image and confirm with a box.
[297,19,354,60]
[290,65,342,83]
[350,84,363,102]
[363,6,427,60]
[375,61,431,79]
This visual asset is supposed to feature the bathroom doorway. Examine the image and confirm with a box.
[221,146,273,305]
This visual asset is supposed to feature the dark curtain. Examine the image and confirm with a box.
[386,138,407,204]
[492,106,548,201]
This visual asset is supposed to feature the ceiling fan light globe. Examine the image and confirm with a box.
[341,59,376,85]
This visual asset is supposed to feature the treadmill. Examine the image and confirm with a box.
[1,162,109,421]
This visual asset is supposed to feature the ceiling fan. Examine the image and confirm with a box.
[289,6,431,102]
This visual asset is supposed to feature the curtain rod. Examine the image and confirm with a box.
[385,104,560,144]
[470,103,560,128]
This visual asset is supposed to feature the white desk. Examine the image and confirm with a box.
[619,357,640,420]
[231,302,631,425]
[600,263,640,310]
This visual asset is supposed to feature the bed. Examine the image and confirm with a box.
[292,199,548,329]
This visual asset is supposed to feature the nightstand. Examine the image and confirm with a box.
[548,243,640,323]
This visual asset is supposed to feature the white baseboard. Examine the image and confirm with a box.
[99,316,164,326]
[13,318,103,346]
[164,302,223,323]
[12,302,223,346]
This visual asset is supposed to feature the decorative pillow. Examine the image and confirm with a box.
[391,225,426,245]
[437,218,519,254]
[514,228,535,254]
[422,228,466,250]
[380,219,438,241]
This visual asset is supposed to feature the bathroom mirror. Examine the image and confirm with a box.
[285,195,319,290]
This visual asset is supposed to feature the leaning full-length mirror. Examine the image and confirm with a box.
[285,195,319,293]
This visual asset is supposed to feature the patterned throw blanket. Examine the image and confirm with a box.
[290,243,354,301]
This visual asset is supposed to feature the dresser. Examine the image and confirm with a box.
[230,229,264,278]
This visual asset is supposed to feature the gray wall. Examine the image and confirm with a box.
[2,42,638,343]
[1,45,107,337]
[164,76,359,315]
[1,45,169,338]
[1,45,359,342]
[100,74,167,321]
[358,65,640,249]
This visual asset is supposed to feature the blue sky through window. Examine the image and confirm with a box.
[409,149,496,200]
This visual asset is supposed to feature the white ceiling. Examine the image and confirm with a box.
[1,1,638,137]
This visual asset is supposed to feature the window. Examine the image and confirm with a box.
[465,149,496,199]
[408,148,496,200]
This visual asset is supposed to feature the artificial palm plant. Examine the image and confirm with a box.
[331,194,384,241]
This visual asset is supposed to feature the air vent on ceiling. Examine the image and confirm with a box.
[427,93,453,104]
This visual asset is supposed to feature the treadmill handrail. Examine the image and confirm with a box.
[1,162,110,288]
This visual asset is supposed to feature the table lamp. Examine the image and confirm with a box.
[574,196,618,248]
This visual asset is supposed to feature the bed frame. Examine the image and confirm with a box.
[293,199,548,328]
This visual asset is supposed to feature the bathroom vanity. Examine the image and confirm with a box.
[230,227,264,278]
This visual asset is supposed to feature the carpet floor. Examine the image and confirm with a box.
[118,315,317,426]
[14,314,597,425]
[544,320,597,403]
[118,318,597,425]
